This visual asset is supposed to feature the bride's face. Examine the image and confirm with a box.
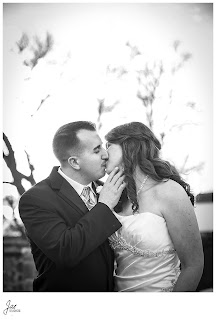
[105,142,123,174]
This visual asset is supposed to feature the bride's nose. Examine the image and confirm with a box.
[101,148,108,160]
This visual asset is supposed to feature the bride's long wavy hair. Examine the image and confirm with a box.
[105,122,195,213]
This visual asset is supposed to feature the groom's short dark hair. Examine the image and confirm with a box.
[52,121,96,164]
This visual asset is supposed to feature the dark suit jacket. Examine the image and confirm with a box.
[18,166,121,292]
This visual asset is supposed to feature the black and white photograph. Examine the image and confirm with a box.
[2,2,214,319]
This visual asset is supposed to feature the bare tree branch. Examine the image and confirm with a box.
[97,99,119,130]
[126,41,141,59]
[172,51,192,75]
[31,94,50,117]
[169,122,200,132]
[179,155,190,172]
[106,65,128,78]
[173,40,181,52]
[24,32,54,69]
[181,162,205,175]
[16,32,29,53]
[3,181,15,186]
[3,133,36,195]
[137,61,164,129]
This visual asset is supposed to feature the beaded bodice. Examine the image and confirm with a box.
[109,211,181,292]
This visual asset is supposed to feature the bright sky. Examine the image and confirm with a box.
[3,3,213,202]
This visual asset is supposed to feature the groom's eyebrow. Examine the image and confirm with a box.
[93,144,101,151]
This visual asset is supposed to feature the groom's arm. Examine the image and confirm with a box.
[19,191,121,268]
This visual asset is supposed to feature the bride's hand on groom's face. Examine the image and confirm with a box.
[98,167,126,210]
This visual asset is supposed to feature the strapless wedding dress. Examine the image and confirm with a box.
[109,212,181,292]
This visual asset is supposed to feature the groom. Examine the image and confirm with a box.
[19,121,125,291]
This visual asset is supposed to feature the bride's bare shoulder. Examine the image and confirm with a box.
[157,179,188,200]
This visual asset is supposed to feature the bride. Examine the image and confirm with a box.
[105,122,204,292]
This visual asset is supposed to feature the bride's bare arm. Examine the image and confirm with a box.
[161,181,204,292]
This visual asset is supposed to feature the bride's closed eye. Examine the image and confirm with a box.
[106,142,111,150]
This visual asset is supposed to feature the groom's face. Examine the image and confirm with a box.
[76,129,108,183]
[105,143,123,174]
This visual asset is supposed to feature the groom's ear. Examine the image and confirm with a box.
[68,156,80,170]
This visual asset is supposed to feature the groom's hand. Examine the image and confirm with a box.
[98,167,126,210]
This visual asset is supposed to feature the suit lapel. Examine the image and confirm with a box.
[49,166,88,216]
[49,167,112,271]
[59,179,88,215]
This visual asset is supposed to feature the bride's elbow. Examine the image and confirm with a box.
[198,254,204,276]
[181,247,204,271]
[181,254,204,279]
[195,248,204,273]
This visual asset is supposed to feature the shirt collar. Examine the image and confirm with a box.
[58,167,96,196]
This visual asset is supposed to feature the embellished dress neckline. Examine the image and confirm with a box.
[109,211,181,292]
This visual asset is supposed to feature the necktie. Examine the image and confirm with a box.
[81,186,97,210]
